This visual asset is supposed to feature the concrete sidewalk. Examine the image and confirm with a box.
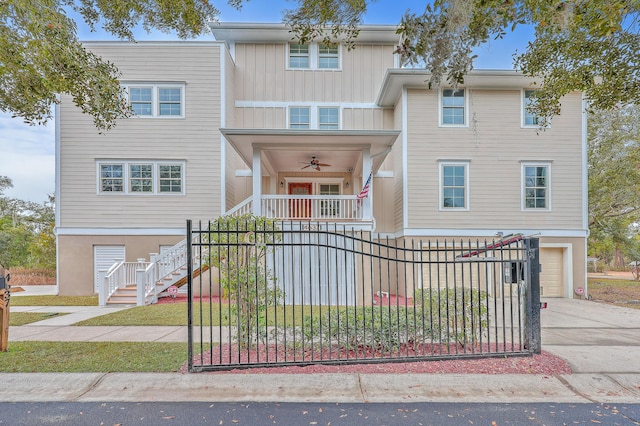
[3,297,640,403]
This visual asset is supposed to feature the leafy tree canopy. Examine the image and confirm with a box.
[1,0,237,130]
[286,0,640,126]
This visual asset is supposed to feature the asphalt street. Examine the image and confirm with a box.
[0,402,639,425]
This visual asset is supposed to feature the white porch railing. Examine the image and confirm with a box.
[261,195,365,221]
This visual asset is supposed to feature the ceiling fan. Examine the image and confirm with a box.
[300,156,331,171]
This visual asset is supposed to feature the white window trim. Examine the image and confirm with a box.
[439,161,470,211]
[521,89,541,128]
[521,162,551,211]
[288,106,311,129]
[438,88,469,128]
[318,106,340,130]
[122,83,186,119]
[286,43,342,71]
[287,106,341,129]
[97,160,186,195]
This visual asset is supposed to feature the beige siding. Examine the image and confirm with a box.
[234,44,395,103]
[393,100,405,231]
[404,88,584,231]
[58,234,183,296]
[59,43,223,228]
[234,107,286,128]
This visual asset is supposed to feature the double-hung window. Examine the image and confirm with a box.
[318,44,339,69]
[319,107,339,129]
[100,164,124,192]
[441,89,466,126]
[440,162,469,210]
[523,89,540,127]
[98,161,184,195]
[289,107,310,129]
[319,184,341,217]
[124,84,184,117]
[129,164,153,193]
[289,44,310,68]
[522,163,550,210]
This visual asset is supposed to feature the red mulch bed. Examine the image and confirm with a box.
[170,295,571,376]
[181,344,571,376]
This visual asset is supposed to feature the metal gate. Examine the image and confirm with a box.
[187,218,541,372]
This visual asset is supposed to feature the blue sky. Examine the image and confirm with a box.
[0,1,533,203]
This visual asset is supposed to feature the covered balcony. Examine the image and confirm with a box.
[221,129,400,228]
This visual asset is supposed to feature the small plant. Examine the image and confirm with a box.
[205,214,284,349]
[415,287,489,346]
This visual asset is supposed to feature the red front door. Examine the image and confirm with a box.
[289,182,312,218]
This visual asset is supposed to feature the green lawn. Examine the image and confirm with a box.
[10,295,98,306]
[0,342,187,372]
[75,303,325,326]
[9,312,68,326]
[588,278,640,310]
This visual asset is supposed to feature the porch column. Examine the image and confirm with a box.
[252,147,261,216]
[362,147,372,220]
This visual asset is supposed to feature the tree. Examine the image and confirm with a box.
[1,0,238,130]
[587,105,640,269]
[0,177,55,269]
[285,0,640,126]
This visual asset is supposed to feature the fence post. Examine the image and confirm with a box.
[525,238,542,353]
[0,288,9,352]
[186,220,194,371]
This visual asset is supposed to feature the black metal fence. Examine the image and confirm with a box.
[187,218,541,372]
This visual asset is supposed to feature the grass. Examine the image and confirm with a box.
[75,302,325,326]
[588,278,640,310]
[9,312,68,326]
[0,342,187,372]
[10,295,98,306]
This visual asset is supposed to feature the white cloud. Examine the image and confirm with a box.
[0,113,55,203]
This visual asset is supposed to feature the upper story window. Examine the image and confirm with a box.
[288,43,341,70]
[289,44,310,68]
[319,107,339,129]
[123,83,185,118]
[523,89,540,127]
[289,107,310,129]
[440,161,469,210]
[441,89,466,126]
[98,160,185,195]
[522,163,550,210]
[318,44,339,69]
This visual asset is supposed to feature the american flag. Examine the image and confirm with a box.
[357,172,372,199]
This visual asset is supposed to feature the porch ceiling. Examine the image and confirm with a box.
[221,129,401,175]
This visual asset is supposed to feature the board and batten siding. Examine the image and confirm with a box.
[233,43,395,103]
[404,88,584,230]
[58,42,223,228]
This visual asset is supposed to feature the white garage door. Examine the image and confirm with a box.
[94,246,125,292]
[539,248,564,297]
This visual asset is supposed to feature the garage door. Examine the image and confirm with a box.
[539,248,563,297]
[94,246,125,292]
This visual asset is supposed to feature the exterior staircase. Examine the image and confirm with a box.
[100,237,199,306]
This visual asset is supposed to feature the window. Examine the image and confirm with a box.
[289,44,309,68]
[159,164,183,193]
[129,164,153,192]
[158,88,182,116]
[124,84,184,118]
[319,107,339,129]
[523,90,539,127]
[129,88,152,116]
[100,164,124,192]
[522,163,550,210]
[318,44,339,69]
[440,162,468,210]
[319,184,340,216]
[98,161,184,195]
[441,89,466,126]
[289,107,310,129]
